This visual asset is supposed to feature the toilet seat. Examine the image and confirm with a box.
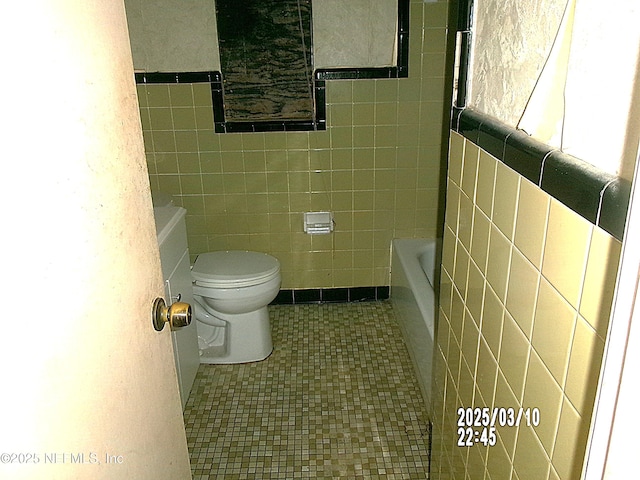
[192,251,280,288]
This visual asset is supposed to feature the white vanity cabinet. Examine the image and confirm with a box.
[154,204,199,410]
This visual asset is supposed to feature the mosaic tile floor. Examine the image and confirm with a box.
[184,302,431,479]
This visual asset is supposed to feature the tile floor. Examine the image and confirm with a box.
[184,302,431,479]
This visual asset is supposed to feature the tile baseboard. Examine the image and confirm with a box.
[271,286,390,305]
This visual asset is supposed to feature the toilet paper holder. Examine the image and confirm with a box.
[303,211,334,235]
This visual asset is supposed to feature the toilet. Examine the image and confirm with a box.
[191,250,281,364]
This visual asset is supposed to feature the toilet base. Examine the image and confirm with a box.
[196,307,273,364]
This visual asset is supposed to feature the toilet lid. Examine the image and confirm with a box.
[192,251,280,287]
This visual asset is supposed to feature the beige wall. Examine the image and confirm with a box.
[125,0,221,72]
[469,0,567,126]
[313,0,398,68]
[470,0,640,179]
[126,0,401,72]
[139,0,451,290]
[431,132,621,479]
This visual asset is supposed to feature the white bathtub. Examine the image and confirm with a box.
[391,238,437,413]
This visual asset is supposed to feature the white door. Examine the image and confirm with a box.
[0,1,191,479]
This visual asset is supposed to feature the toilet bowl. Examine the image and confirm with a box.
[191,250,281,364]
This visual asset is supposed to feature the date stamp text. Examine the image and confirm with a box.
[456,407,540,447]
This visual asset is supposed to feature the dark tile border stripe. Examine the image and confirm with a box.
[315,67,402,81]
[451,107,631,241]
[135,72,217,84]
[134,0,410,133]
[271,287,390,305]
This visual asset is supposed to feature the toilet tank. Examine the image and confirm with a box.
[155,204,188,268]
[153,198,199,409]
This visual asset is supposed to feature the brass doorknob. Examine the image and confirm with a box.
[152,297,192,332]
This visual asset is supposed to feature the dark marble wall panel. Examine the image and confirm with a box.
[216,0,314,122]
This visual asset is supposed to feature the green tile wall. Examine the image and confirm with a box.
[431,132,622,480]
[138,0,451,289]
